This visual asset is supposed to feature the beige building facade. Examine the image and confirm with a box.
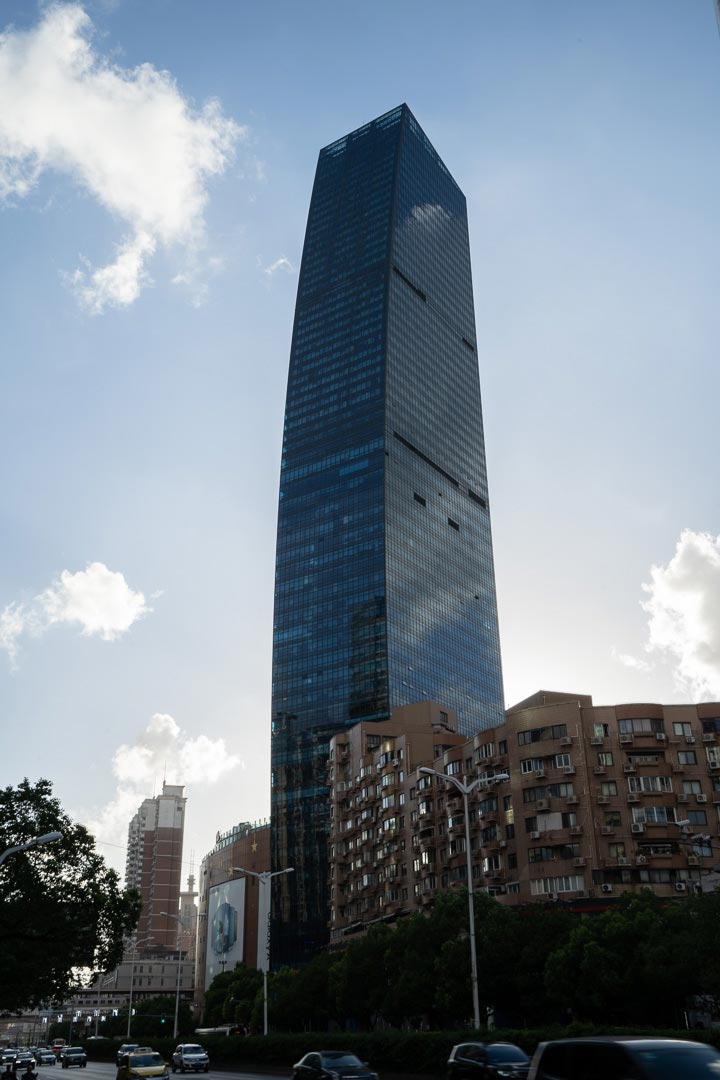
[328,692,720,942]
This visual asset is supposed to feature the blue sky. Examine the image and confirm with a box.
[1,0,720,879]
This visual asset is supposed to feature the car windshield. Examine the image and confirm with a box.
[634,1045,720,1079]
[487,1046,529,1064]
[66,1051,83,1056]
[129,1055,164,1067]
[321,1055,363,1067]
[182,1048,204,1055]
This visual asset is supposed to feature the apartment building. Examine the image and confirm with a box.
[327,691,720,941]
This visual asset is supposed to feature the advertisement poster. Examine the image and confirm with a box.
[204,877,245,989]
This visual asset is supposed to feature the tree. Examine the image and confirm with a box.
[0,778,141,1010]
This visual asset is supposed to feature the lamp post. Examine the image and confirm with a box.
[160,912,184,1040]
[126,936,154,1039]
[231,866,294,1035]
[418,766,509,1030]
[0,831,62,866]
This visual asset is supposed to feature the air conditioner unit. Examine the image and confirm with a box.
[597,795,610,805]
[710,762,720,771]
[573,857,586,867]
[656,733,667,742]
[688,855,700,866]
[697,794,708,803]
[566,796,579,805]
[590,737,604,746]
[677,794,689,803]
[536,799,549,810]
[548,892,560,901]
[594,766,607,775]
[624,764,636,773]
[530,830,541,840]
[703,734,716,743]
[675,882,687,892]
[617,856,630,865]
[499,840,507,849]
[620,735,634,745]
[627,794,640,803]
[686,737,696,745]
[392,759,399,767]
[601,883,613,893]
[637,855,648,865]
[560,736,572,747]
[601,826,614,835]
[564,767,576,776]
[631,823,645,834]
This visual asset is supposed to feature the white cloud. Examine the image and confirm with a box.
[0,3,244,311]
[83,712,242,858]
[0,561,150,666]
[639,529,720,699]
[260,255,295,276]
[611,647,653,673]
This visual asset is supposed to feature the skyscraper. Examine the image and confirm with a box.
[271,105,504,965]
[125,782,186,950]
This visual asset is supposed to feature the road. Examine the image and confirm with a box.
[42,1067,281,1080]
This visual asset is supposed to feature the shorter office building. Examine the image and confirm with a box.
[194,820,270,1013]
[327,692,720,941]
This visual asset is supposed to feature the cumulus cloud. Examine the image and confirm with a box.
[0,561,150,667]
[611,648,653,673]
[0,3,244,311]
[83,711,241,855]
[639,529,720,699]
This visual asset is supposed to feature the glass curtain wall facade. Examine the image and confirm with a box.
[271,104,504,966]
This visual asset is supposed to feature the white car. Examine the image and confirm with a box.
[171,1047,209,1075]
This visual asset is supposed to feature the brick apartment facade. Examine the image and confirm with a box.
[328,692,720,942]
[125,782,186,950]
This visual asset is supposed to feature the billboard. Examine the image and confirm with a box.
[204,876,245,989]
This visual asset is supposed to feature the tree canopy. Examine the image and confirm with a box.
[0,778,140,1011]
[204,887,720,1032]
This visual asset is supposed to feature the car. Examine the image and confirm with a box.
[527,1037,720,1079]
[117,1052,169,1080]
[447,1042,530,1079]
[60,1049,86,1070]
[37,1052,56,1067]
[291,1052,379,1080]
[15,1053,37,1071]
[171,1047,209,1074]
[117,1047,140,1067]
[2,1051,17,1066]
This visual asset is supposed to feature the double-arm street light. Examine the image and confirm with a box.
[0,831,62,866]
[418,766,509,1030]
[232,866,293,1035]
[160,912,185,1040]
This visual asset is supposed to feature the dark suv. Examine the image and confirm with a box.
[528,1037,720,1079]
[447,1043,530,1080]
[60,1049,86,1070]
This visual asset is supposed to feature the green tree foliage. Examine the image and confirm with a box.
[203,965,263,1030]
[206,888,720,1032]
[0,778,141,1011]
[544,890,696,1025]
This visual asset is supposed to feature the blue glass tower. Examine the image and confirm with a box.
[271,105,504,966]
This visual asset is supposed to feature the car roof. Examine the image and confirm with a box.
[540,1038,711,1049]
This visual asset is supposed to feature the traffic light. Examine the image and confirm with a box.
[161,1015,166,1024]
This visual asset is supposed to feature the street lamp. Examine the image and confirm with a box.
[418,766,509,1030]
[231,866,294,1035]
[0,831,62,866]
[126,935,154,1039]
[160,912,184,1040]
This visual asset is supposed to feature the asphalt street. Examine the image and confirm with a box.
[38,1067,279,1080]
